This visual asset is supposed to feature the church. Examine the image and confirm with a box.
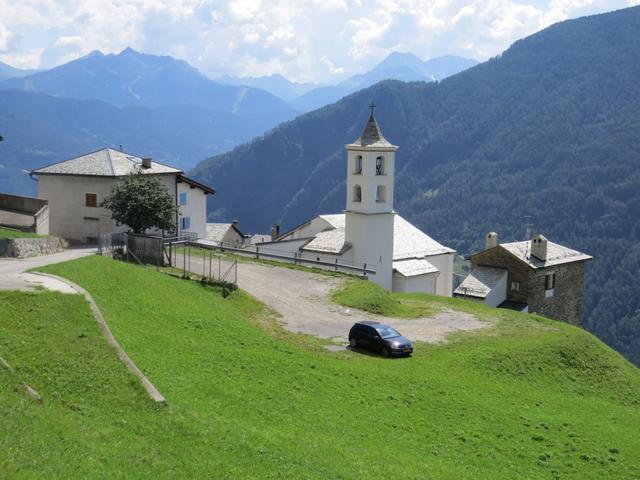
[259,110,455,296]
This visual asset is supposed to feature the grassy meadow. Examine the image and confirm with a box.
[0,255,638,478]
[0,227,44,239]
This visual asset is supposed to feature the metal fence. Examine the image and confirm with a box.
[98,231,238,285]
[194,240,376,278]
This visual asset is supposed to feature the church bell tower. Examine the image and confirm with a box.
[344,107,398,290]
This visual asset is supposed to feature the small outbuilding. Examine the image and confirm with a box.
[204,221,248,248]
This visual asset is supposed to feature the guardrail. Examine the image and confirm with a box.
[192,240,376,277]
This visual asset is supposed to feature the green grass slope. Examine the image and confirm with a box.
[0,255,637,478]
[0,227,44,239]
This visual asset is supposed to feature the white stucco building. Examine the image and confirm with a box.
[259,112,455,296]
[31,148,214,243]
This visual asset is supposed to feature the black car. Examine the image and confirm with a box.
[348,321,413,357]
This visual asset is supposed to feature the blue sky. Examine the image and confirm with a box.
[0,0,637,82]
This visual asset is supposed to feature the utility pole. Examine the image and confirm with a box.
[525,215,534,240]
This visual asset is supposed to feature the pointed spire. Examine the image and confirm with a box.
[349,109,397,149]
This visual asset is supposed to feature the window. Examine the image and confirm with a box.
[511,281,520,292]
[353,185,362,203]
[545,273,555,298]
[179,192,187,206]
[545,273,555,290]
[375,156,385,175]
[85,193,97,208]
[354,155,363,174]
[376,185,386,203]
[181,216,191,230]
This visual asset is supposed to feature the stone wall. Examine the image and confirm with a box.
[0,237,65,258]
[471,245,588,326]
[471,246,530,304]
[527,261,586,326]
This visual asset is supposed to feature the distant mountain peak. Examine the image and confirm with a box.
[119,47,138,55]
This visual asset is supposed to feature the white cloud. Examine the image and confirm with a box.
[0,24,14,52]
[0,47,44,69]
[0,0,635,81]
[53,35,84,48]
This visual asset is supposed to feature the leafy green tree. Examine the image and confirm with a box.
[101,172,177,234]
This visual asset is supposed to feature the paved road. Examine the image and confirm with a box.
[177,253,489,344]
[0,247,96,293]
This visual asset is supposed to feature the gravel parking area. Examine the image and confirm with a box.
[181,254,489,345]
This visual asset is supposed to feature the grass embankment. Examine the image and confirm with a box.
[1,255,639,478]
[332,278,522,321]
[0,227,43,239]
[332,278,440,318]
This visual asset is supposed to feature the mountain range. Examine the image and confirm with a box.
[216,73,319,102]
[290,53,478,111]
[190,6,640,366]
[0,48,292,115]
[0,60,38,81]
[0,47,478,196]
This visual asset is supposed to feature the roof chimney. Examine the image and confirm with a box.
[271,223,280,241]
[531,234,548,261]
[485,232,498,250]
[141,157,152,169]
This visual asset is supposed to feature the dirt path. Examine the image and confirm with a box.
[0,247,96,292]
[179,254,489,344]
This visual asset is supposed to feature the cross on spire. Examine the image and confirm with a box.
[368,101,376,116]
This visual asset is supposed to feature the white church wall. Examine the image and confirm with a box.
[483,271,508,307]
[345,211,394,290]
[346,149,396,214]
[392,271,438,294]
[426,252,455,297]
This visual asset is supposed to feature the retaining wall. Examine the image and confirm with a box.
[0,237,65,258]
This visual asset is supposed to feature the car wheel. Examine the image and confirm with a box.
[349,338,357,348]
[381,346,390,357]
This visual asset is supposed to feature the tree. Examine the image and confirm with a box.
[101,172,177,234]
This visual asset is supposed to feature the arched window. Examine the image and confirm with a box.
[354,155,363,174]
[376,185,386,203]
[353,185,362,203]
[375,156,385,175]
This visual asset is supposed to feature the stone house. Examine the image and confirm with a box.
[31,148,215,243]
[454,232,592,325]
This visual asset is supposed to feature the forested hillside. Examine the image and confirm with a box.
[0,90,294,194]
[191,6,640,365]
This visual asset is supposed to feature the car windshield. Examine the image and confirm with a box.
[377,326,401,339]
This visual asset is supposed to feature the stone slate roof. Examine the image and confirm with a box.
[205,222,245,244]
[318,214,345,229]
[348,114,397,149]
[393,258,439,277]
[302,226,351,254]
[454,266,508,298]
[300,213,454,259]
[499,240,592,268]
[32,148,181,176]
[393,215,455,259]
